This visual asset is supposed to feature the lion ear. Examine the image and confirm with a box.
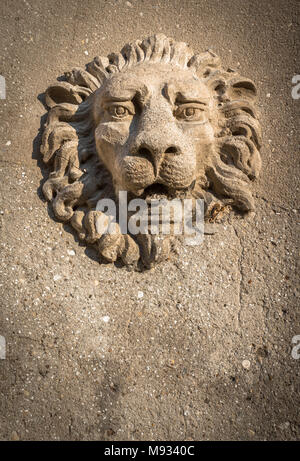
[227,76,257,101]
[45,82,83,108]
[187,49,221,76]
[64,67,99,92]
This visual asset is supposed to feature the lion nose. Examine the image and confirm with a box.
[135,144,181,175]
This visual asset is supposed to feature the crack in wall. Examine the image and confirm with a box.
[233,224,245,331]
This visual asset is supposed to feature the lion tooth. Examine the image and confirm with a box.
[134,188,145,196]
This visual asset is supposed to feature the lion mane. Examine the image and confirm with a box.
[40,34,261,265]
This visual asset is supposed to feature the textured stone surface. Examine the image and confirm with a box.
[0,0,299,441]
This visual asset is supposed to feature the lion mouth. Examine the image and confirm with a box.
[138,181,196,203]
[143,183,171,201]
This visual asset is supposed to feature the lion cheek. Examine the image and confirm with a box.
[181,124,216,171]
[95,122,129,172]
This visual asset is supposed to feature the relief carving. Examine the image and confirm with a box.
[40,34,261,268]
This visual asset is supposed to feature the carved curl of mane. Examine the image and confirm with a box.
[40,34,261,248]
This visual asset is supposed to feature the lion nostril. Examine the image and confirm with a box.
[165,146,179,154]
[138,147,152,157]
[136,144,180,162]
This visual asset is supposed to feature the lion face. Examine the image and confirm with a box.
[93,63,214,198]
[40,34,262,267]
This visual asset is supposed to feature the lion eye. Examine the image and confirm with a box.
[110,106,128,117]
[175,105,206,122]
[184,108,195,117]
[104,102,135,122]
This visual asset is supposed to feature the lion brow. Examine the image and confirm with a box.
[163,84,209,106]
[102,93,135,102]
[102,85,150,104]
[175,92,209,105]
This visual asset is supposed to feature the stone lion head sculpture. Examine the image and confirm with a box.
[40,34,261,268]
